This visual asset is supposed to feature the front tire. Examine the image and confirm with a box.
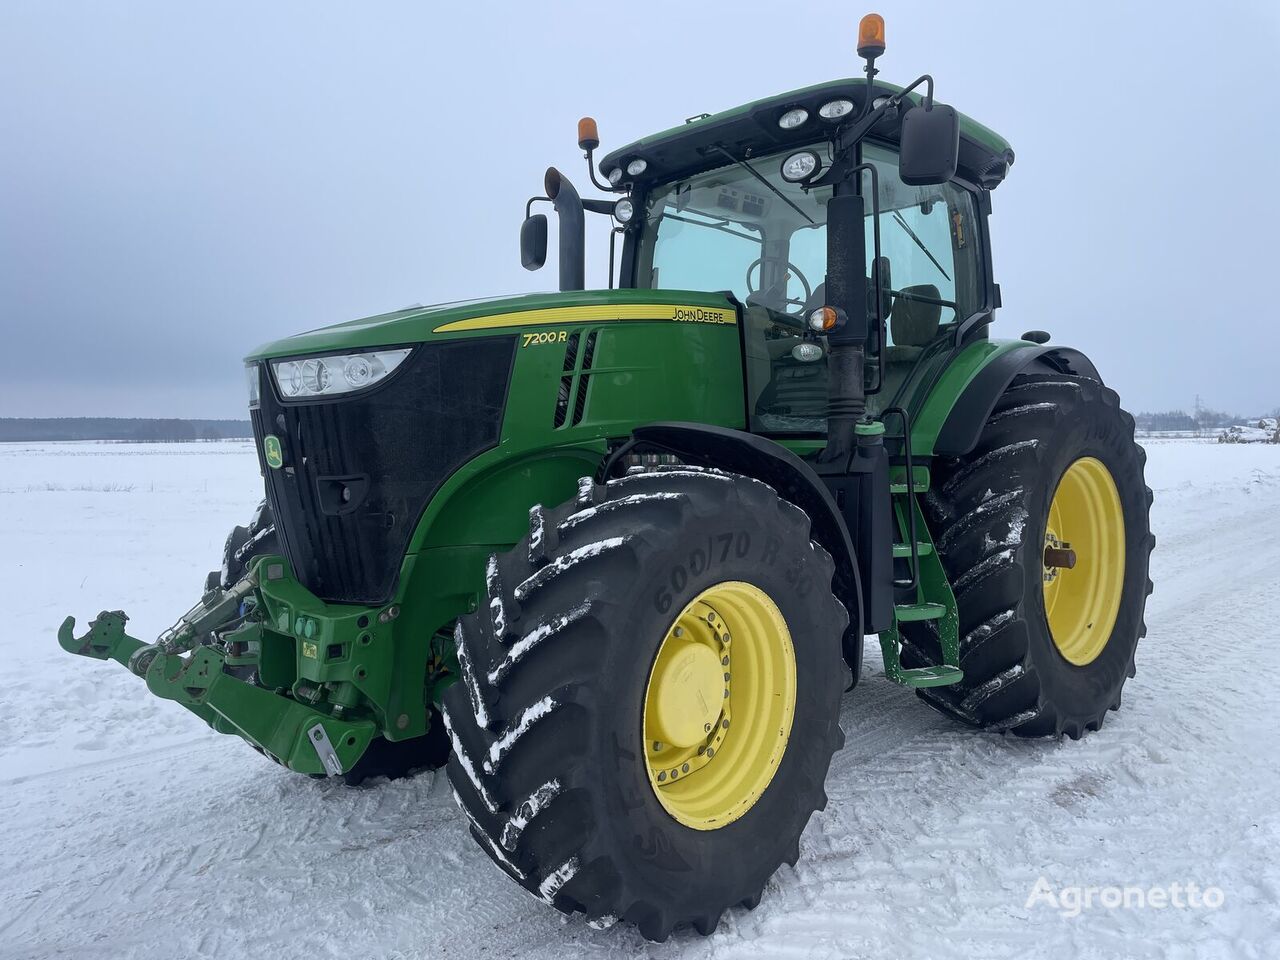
[902,373,1154,737]
[441,468,848,940]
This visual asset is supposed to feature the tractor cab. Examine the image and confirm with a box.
[523,18,1014,456]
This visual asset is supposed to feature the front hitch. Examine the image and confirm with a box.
[56,562,380,776]
[58,610,156,675]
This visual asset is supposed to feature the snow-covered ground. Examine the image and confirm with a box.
[2,439,1278,959]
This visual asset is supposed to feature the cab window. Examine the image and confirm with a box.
[635,140,984,434]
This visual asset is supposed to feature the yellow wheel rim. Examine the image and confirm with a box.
[642,581,796,830]
[1042,456,1126,666]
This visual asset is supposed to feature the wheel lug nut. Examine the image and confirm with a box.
[673,627,684,638]
[657,770,666,782]
[722,719,729,729]
[653,740,662,751]
[704,723,711,733]
[721,656,729,666]
[724,672,730,681]
[706,747,715,758]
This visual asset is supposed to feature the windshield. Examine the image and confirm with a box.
[635,141,984,434]
[636,145,831,317]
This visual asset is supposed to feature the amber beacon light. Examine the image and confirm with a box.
[857,13,886,58]
[577,117,600,151]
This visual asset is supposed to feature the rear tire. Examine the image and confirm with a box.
[441,468,848,940]
[901,373,1154,737]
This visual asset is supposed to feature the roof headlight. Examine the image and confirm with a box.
[819,99,855,120]
[606,166,624,186]
[777,107,809,130]
[272,348,412,400]
[780,150,822,183]
[626,158,648,177]
[613,197,635,224]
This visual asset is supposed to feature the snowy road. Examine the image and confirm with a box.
[2,440,1278,959]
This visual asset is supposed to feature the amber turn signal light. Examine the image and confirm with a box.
[808,306,846,333]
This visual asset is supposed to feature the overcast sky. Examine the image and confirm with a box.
[2,1,1277,419]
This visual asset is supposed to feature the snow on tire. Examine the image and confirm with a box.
[441,467,848,941]
[902,372,1155,737]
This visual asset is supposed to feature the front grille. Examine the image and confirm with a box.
[251,337,515,604]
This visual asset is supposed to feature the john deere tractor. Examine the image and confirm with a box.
[59,15,1153,941]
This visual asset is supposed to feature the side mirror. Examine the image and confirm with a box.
[520,213,548,271]
[898,102,959,186]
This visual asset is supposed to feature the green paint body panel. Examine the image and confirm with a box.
[907,338,1031,457]
[244,288,743,359]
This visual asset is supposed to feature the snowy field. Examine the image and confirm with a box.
[2,439,1278,959]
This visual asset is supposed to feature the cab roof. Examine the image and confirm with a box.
[601,78,1015,192]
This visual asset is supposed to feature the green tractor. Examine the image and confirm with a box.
[59,14,1153,941]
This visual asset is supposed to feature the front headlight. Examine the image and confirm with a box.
[271,348,412,400]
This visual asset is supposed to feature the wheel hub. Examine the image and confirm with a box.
[648,641,724,749]
[642,582,795,830]
[1042,456,1126,666]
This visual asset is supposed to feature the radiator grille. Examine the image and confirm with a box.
[252,336,515,604]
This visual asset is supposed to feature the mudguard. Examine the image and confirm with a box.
[628,422,865,681]
[912,341,1102,459]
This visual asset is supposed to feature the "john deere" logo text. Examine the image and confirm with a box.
[672,307,733,324]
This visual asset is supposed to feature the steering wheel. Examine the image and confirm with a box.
[745,257,813,314]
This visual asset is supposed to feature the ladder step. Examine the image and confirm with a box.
[897,665,964,688]
[892,541,934,558]
[895,602,946,623]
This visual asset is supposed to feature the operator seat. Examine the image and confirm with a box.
[879,284,942,403]
[886,284,943,363]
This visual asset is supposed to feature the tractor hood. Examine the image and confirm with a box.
[244,289,739,362]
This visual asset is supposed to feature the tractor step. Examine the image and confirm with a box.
[896,664,965,687]
[894,602,946,622]
[892,541,934,558]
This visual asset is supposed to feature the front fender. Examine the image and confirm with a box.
[629,422,866,681]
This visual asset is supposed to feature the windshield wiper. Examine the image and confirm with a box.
[891,211,950,281]
[712,145,814,225]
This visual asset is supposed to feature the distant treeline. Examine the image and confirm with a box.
[1136,407,1280,432]
[0,418,253,442]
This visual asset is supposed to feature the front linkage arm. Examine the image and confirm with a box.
[57,560,378,776]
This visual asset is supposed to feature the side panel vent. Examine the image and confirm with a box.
[552,328,599,429]
[553,332,580,428]
[571,330,598,426]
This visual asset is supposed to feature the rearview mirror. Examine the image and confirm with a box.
[520,213,548,271]
[898,103,959,186]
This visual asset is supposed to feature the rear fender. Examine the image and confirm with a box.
[914,341,1102,458]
